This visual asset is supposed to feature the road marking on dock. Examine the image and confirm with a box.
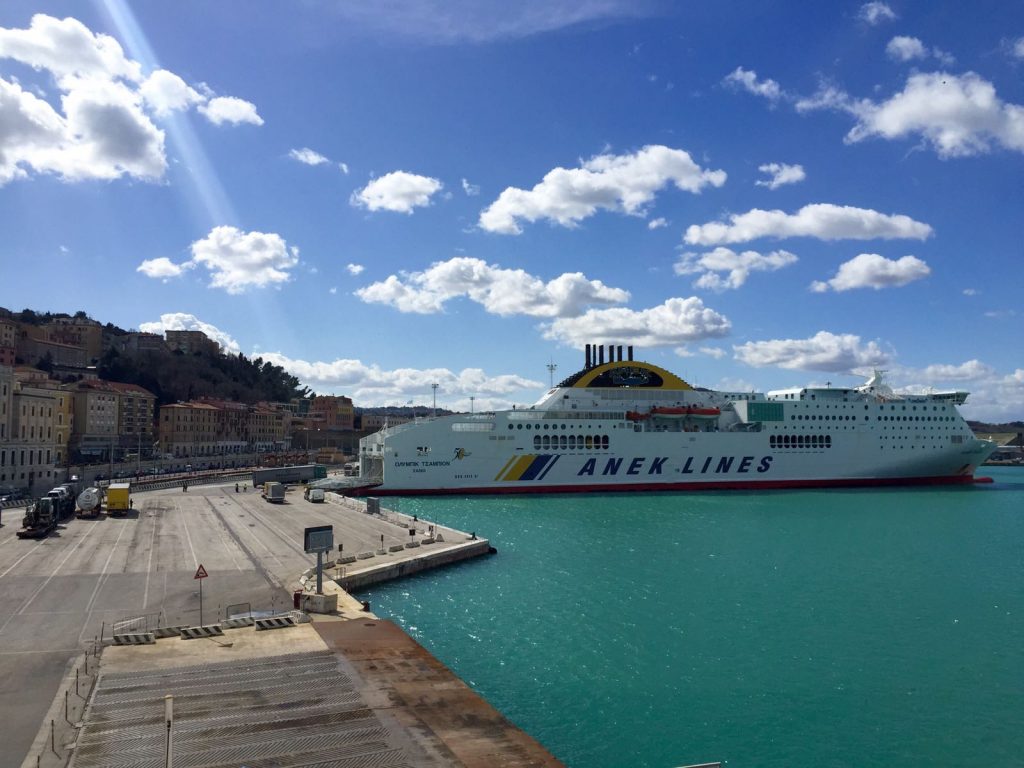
[176,499,199,570]
[78,521,130,643]
[0,522,99,635]
[142,513,157,608]
[0,545,40,582]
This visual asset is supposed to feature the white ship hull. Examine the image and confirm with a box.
[355,353,996,496]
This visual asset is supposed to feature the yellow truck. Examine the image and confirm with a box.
[106,482,132,516]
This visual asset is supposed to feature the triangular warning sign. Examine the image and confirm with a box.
[194,564,209,579]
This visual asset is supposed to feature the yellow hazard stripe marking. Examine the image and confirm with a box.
[494,455,519,481]
[502,454,537,482]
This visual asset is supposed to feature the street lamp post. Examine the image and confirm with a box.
[431,383,438,417]
[470,396,475,414]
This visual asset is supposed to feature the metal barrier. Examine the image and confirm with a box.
[179,625,224,639]
[112,633,155,645]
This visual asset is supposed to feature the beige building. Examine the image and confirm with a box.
[0,374,60,494]
[116,332,166,355]
[166,330,219,355]
[159,402,220,458]
[0,318,16,368]
[43,318,103,361]
[70,380,119,459]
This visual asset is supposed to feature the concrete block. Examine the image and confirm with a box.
[405,541,421,549]
[299,592,337,614]
[376,548,387,556]
[357,551,375,560]
[434,533,445,542]
[389,544,405,553]
[339,555,357,564]
[422,537,435,545]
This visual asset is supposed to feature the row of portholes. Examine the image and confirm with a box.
[771,434,831,448]
[534,434,610,450]
[793,414,858,421]
[511,423,600,431]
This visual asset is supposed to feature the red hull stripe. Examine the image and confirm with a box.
[348,474,981,497]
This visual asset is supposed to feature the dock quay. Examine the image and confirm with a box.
[1,479,557,768]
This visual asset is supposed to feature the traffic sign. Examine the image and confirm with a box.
[194,564,209,580]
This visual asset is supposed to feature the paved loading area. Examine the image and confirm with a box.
[71,619,560,767]
[0,481,489,768]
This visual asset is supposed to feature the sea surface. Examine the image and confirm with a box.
[358,468,1024,768]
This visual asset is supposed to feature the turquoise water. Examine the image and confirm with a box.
[359,468,1024,768]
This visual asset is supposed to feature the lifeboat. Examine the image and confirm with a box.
[625,411,649,421]
[649,406,721,418]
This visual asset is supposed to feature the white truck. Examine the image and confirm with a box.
[263,481,285,503]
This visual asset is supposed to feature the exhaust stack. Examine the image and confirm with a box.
[628,346,634,361]
[585,344,592,369]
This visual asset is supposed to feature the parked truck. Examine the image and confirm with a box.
[251,464,327,487]
[304,487,325,503]
[262,481,285,503]
[106,482,132,516]
[76,487,104,518]
[17,497,59,538]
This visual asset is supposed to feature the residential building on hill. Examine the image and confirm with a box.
[166,330,219,355]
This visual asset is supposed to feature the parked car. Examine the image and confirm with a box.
[0,488,27,503]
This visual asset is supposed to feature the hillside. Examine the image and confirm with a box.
[5,307,309,406]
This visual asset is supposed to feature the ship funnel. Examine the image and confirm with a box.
[617,345,623,363]
[628,345,633,361]
[585,344,592,368]
[598,345,605,365]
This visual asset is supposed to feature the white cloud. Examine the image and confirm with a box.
[346,263,365,276]
[723,67,783,102]
[136,257,187,280]
[461,177,480,196]
[356,256,629,317]
[139,312,240,353]
[257,351,544,408]
[139,228,298,294]
[734,331,890,373]
[327,0,646,44]
[542,297,731,348]
[885,36,955,66]
[198,96,263,126]
[339,162,349,174]
[700,346,727,359]
[289,147,329,165]
[756,162,806,190]
[685,203,933,245]
[859,2,897,25]
[478,145,726,234]
[350,170,443,213]
[810,253,930,292]
[647,217,668,230]
[329,286,337,294]
[177,226,299,294]
[886,36,927,61]
[962,288,979,296]
[1014,37,1024,59]
[139,69,203,116]
[674,247,798,291]
[918,360,995,382]
[0,14,141,85]
[0,14,260,186]
[800,72,1024,158]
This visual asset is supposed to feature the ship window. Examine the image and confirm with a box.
[585,435,594,449]
[560,435,568,449]
[508,425,513,430]
[534,436,541,449]
[517,424,522,429]
[602,435,609,449]
[568,435,576,449]
[543,435,551,449]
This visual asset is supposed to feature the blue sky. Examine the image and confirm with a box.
[1,1,1022,419]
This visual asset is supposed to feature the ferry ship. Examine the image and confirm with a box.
[353,345,995,496]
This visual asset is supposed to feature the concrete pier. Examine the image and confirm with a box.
[3,480,540,768]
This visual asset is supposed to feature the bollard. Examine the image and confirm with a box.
[65,690,69,723]
[51,719,57,755]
